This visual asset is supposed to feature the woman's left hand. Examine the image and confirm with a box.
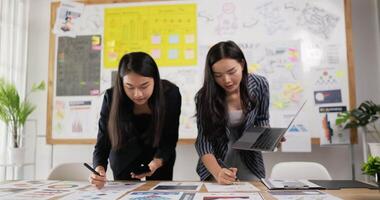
[130,158,163,179]
[276,137,287,148]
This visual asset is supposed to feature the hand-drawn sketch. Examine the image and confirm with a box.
[78,6,103,34]
[242,16,259,29]
[216,2,238,35]
[284,1,301,11]
[256,1,290,35]
[297,3,339,39]
[198,11,214,22]
[248,41,304,110]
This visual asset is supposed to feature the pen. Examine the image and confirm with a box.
[84,162,101,176]
[217,158,229,169]
[217,159,239,181]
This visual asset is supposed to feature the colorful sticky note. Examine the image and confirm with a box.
[185,34,195,44]
[168,49,178,59]
[92,45,101,51]
[92,36,101,45]
[151,49,161,59]
[168,34,179,44]
[336,70,344,78]
[184,49,194,59]
[108,51,118,61]
[151,35,161,44]
[106,40,115,47]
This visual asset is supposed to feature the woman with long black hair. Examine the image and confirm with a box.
[195,41,273,184]
[90,52,181,188]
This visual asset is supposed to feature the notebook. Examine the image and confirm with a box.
[232,101,306,151]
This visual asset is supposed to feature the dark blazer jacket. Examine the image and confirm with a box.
[93,80,181,180]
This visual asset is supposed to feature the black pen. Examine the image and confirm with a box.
[217,159,239,181]
[84,163,101,176]
[217,158,229,169]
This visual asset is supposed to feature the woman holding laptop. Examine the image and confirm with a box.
[194,41,278,184]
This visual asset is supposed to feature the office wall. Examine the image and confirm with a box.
[25,0,380,181]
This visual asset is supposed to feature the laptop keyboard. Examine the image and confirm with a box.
[251,128,276,150]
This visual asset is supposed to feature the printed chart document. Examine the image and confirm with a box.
[194,192,263,200]
[120,191,186,200]
[0,180,59,198]
[1,181,89,200]
[151,181,202,192]
[204,182,260,192]
[0,180,58,188]
[0,188,36,197]
[269,190,342,200]
[262,179,324,189]
[61,181,145,200]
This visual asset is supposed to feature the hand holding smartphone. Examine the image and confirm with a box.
[132,163,151,174]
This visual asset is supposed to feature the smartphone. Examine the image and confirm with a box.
[132,163,151,174]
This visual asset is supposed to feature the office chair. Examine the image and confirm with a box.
[47,162,91,181]
[47,162,113,181]
[270,162,332,180]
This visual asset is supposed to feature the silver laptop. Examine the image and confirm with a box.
[232,101,306,151]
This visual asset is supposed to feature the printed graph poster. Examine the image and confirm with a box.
[52,98,100,139]
[104,3,197,68]
[56,35,101,96]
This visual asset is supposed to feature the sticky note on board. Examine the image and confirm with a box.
[151,35,161,44]
[184,49,194,59]
[168,49,178,59]
[107,40,115,47]
[151,49,161,59]
[185,34,195,43]
[336,70,344,78]
[108,51,118,61]
[168,34,179,44]
[92,36,101,45]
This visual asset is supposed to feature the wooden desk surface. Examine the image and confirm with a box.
[1,180,379,199]
[132,181,380,200]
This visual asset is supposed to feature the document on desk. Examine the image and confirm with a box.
[204,182,260,192]
[120,191,186,200]
[0,188,36,197]
[85,181,145,192]
[1,181,89,200]
[194,192,263,200]
[0,180,58,188]
[269,190,342,200]
[262,178,324,190]
[151,181,202,192]
[61,181,145,200]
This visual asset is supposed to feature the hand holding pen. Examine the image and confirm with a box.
[217,159,239,185]
[85,163,107,189]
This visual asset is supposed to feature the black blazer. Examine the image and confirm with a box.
[93,80,181,180]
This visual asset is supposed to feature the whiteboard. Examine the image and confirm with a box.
[46,0,355,147]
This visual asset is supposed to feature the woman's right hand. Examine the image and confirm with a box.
[216,167,238,185]
[89,166,107,189]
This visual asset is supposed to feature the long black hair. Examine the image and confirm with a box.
[195,41,253,139]
[108,52,164,149]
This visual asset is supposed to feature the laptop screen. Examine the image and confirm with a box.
[285,100,307,130]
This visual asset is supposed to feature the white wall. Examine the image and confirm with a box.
[25,0,380,181]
